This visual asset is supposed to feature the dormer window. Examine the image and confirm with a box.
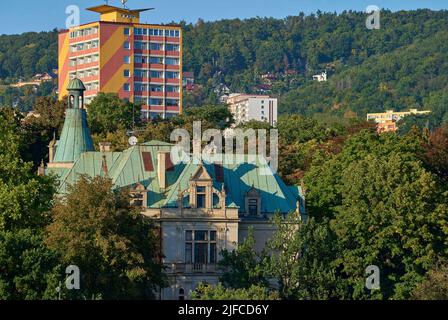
[248,199,258,216]
[130,183,147,209]
[131,193,144,207]
[245,187,261,217]
[189,164,214,210]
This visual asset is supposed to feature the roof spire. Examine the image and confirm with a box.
[53,78,94,163]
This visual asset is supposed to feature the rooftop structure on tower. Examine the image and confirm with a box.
[48,78,94,168]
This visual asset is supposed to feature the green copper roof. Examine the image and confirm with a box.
[67,78,86,91]
[53,108,95,163]
[49,141,304,217]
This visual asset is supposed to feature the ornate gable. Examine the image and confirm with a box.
[191,164,212,181]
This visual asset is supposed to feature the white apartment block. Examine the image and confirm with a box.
[226,94,278,127]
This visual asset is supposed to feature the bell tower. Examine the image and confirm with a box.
[46,78,95,169]
[67,78,86,109]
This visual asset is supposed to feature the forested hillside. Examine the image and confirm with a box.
[1,10,448,123]
[280,29,448,122]
[182,10,448,85]
[0,30,58,82]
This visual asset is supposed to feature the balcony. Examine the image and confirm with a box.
[167,263,218,274]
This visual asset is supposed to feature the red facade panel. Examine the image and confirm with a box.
[142,152,154,172]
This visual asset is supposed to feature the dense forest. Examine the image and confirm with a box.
[0,30,58,82]
[1,10,448,123]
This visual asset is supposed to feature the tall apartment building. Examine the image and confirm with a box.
[226,94,277,126]
[58,5,183,119]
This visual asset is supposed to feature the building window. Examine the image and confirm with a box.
[248,199,258,216]
[150,85,163,92]
[165,43,179,51]
[196,186,206,209]
[131,192,144,207]
[166,71,179,79]
[166,29,180,38]
[166,57,179,65]
[149,56,164,64]
[178,288,185,301]
[124,28,130,35]
[149,29,165,36]
[135,55,147,64]
[134,41,144,50]
[185,230,217,264]
[166,85,179,93]
[166,99,179,107]
[135,84,147,92]
[124,83,131,91]
[149,42,163,51]
[245,187,261,216]
[149,98,163,106]
[124,69,130,77]
[124,41,130,50]
[124,56,130,64]
[150,70,163,78]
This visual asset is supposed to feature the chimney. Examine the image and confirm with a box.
[99,142,111,152]
[157,152,168,190]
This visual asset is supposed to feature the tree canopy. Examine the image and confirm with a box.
[45,176,166,300]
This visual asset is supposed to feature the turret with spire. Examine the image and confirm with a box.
[47,78,95,169]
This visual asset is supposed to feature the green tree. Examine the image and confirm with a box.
[304,130,423,220]
[22,96,66,165]
[267,214,347,300]
[180,105,234,129]
[218,228,268,289]
[412,262,448,300]
[0,229,60,300]
[331,153,448,299]
[45,176,166,299]
[0,108,55,231]
[0,108,59,300]
[193,283,279,300]
[87,93,141,135]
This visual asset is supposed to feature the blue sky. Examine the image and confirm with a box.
[0,0,447,35]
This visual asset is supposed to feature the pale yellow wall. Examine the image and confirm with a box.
[101,11,140,23]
